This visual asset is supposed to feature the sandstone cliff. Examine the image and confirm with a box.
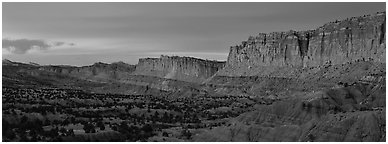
[132,55,225,83]
[219,12,386,76]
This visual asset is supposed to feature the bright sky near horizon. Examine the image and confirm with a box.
[2,2,385,66]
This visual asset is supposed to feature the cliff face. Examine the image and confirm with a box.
[219,12,386,76]
[133,55,225,83]
[39,61,136,82]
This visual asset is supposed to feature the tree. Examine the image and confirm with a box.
[20,115,28,124]
[111,125,118,131]
[41,109,47,115]
[141,124,153,133]
[62,118,70,126]
[70,117,76,124]
[67,129,75,136]
[162,131,169,137]
[181,128,192,139]
[97,121,105,130]
[83,123,95,133]
[162,112,169,123]
[118,121,129,135]
[44,119,51,126]
[60,127,67,136]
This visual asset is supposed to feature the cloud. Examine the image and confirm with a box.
[2,38,74,54]
[54,41,65,46]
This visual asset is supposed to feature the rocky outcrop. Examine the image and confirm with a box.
[194,79,386,142]
[133,55,225,83]
[219,12,386,76]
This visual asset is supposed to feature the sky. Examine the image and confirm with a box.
[2,2,385,66]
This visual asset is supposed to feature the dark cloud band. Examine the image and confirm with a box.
[2,38,74,54]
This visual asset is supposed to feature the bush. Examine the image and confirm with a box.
[83,123,95,133]
[162,131,169,137]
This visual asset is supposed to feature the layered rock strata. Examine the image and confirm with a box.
[133,55,225,83]
[219,12,385,76]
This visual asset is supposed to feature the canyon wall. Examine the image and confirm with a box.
[132,55,225,83]
[218,12,386,76]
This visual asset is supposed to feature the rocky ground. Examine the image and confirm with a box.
[2,57,386,142]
